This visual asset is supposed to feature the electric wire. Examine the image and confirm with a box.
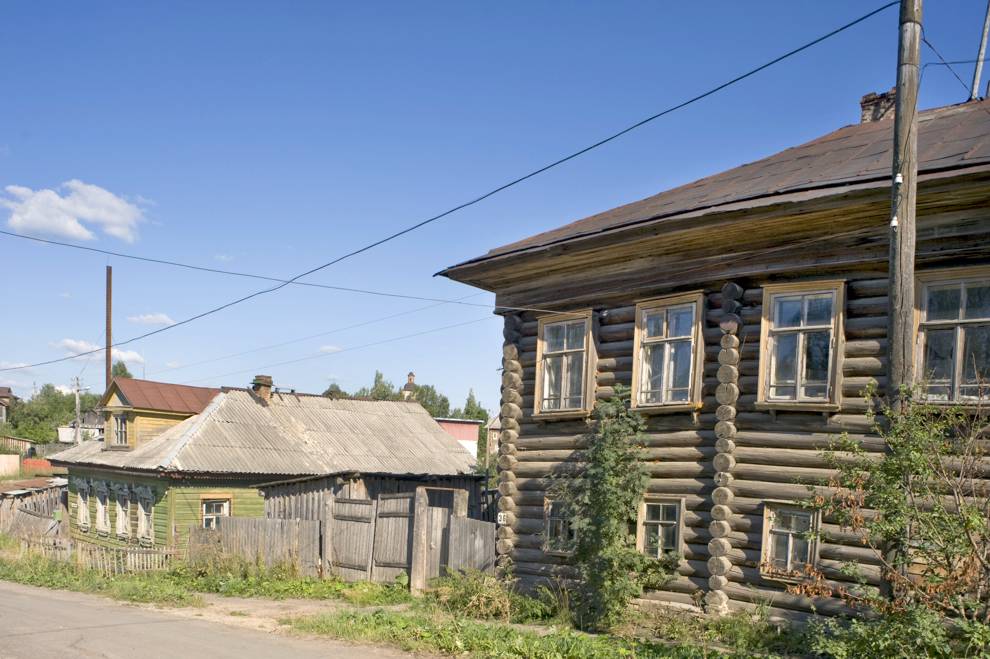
[0,1,898,374]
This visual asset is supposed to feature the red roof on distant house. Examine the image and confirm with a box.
[108,378,220,415]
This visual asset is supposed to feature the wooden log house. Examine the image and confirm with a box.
[439,92,990,619]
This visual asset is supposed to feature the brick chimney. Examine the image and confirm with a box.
[401,372,416,400]
[860,88,896,123]
[251,374,273,402]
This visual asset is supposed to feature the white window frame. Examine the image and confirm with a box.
[136,494,154,544]
[916,268,990,403]
[202,498,231,529]
[115,491,130,539]
[636,497,685,559]
[76,484,91,531]
[631,293,705,411]
[760,503,820,581]
[94,484,110,534]
[543,498,577,556]
[534,311,594,416]
[112,414,128,447]
[757,281,845,410]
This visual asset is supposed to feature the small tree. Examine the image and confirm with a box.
[810,386,990,627]
[321,383,348,398]
[410,383,451,418]
[111,360,133,379]
[551,386,673,631]
[353,371,400,400]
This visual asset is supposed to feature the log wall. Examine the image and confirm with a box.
[489,204,990,619]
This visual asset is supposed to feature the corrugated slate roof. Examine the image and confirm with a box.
[111,378,220,415]
[441,98,990,273]
[51,390,476,477]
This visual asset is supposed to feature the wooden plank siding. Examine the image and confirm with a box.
[491,201,990,619]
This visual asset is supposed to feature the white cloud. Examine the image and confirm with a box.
[319,345,342,354]
[214,253,234,263]
[54,384,73,395]
[1,179,144,242]
[127,312,175,326]
[53,338,145,364]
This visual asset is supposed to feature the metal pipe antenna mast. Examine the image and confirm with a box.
[105,265,112,393]
[972,0,990,100]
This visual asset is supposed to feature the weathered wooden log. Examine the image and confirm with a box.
[715,438,736,454]
[732,463,835,485]
[721,282,745,301]
[596,371,632,386]
[709,520,732,539]
[712,487,734,506]
[716,364,739,384]
[496,526,515,540]
[844,338,886,357]
[596,355,634,371]
[502,371,523,390]
[732,429,885,452]
[714,472,735,488]
[715,405,736,421]
[502,417,520,433]
[503,344,519,361]
[713,453,736,473]
[711,504,732,521]
[498,442,517,456]
[497,497,516,511]
[720,334,741,350]
[500,402,522,420]
[714,421,737,439]
[707,556,733,577]
[709,575,729,590]
[496,539,515,555]
[843,357,885,376]
[500,429,519,444]
[733,446,878,469]
[497,482,518,497]
[715,383,740,405]
[719,313,742,335]
[717,349,740,366]
[708,538,733,557]
[502,388,523,406]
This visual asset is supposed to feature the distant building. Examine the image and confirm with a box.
[57,411,105,444]
[0,386,17,425]
[434,418,484,461]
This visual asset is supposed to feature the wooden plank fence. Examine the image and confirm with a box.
[7,508,59,538]
[0,486,63,533]
[189,517,321,577]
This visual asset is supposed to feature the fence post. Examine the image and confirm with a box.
[409,486,430,594]
[323,493,335,577]
[452,489,468,518]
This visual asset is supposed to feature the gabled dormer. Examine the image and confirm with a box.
[99,378,219,450]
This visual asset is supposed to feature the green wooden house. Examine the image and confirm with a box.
[50,375,477,550]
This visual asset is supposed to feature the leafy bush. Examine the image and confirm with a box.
[551,387,675,631]
[424,569,563,624]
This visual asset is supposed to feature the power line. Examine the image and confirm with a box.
[0,1,898,374]
[181,316,496,386]
[922,35,973,93]
[150,292,486,375]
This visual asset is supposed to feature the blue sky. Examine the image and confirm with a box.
[0,1,985,413]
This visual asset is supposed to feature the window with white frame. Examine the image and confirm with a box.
[536,314,591,413]
[115,491,130,538]
[918,276,990,402]
[95,486,110,534]
[544,499,577,554]
[638,499,683,558]
[202,499,230,529]
[137,496,154,543]
[759,283,843,405]
[761,504,819,577]
[633,295,703,407]
[112,414,128,446]
[76,485,90,530]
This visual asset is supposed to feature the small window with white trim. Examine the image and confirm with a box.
[112,414,128,446]
[76,486,90,531]
[202,499,230,529]
[137,496,154,543]
[637,498,683,558]
[758,282,844,407]
[632,293,705,408]
[543,499,577,554]
[535,312,593,414]
[917,274,990,402]
[95,486,110,534]
[761,504,819,578]
[115,491,130,538]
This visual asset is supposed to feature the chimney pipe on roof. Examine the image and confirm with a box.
[251,375,273,402]
[860,88,897,123]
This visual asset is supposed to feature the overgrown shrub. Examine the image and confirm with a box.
[551,386,675,632]
[425,569,563,624]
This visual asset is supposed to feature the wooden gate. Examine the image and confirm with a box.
[370,492,415,582]
[448,516,496,573]
[325,496,377,581]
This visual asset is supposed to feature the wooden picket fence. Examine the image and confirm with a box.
[17,535,178,577]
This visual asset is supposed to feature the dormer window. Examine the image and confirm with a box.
[112,414,128,447]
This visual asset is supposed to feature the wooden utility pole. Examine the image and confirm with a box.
[105,265,113,393]
[888,0,922,403]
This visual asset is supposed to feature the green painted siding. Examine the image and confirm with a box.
[169,483,266,550]
[66,468,169,548]
[66,468,266,549]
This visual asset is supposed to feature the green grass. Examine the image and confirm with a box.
[284,609,716,658]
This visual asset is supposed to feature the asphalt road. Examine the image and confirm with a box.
[0,581,409,659]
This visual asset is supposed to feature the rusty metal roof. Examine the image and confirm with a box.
[441,98,990,275]
[108,378,220,415]
[50,390,476,478]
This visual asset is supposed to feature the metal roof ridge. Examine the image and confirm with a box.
[157,391,226,470]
